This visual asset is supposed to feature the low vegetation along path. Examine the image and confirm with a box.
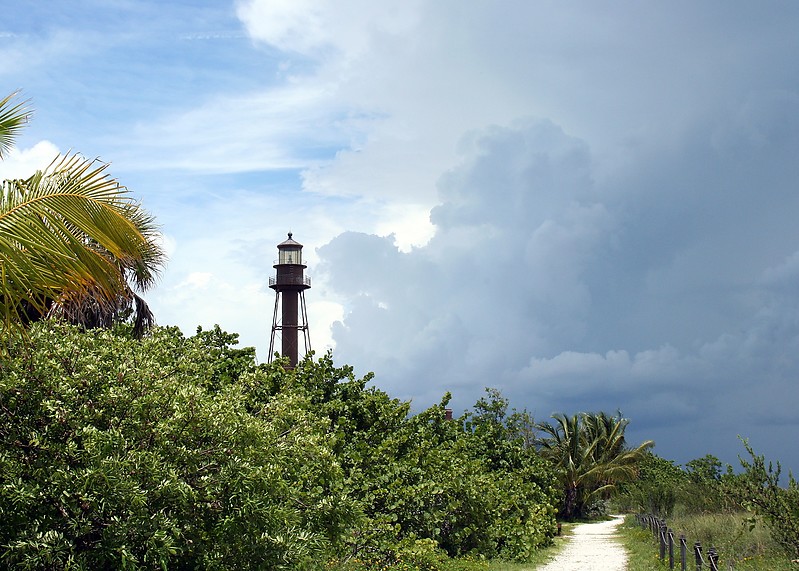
[537,514,628,571]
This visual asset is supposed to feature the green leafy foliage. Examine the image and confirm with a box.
[729,440,799,558]
[616,451,743,517]
[0,322,352,569]
[191,324,259,390]
[0,323,560,570]
[274,370,560,565]
[619,442,799,567]
[1,91,165,341]
[679,454,740,514]
[615,452,686,517]
[536,411,653,520]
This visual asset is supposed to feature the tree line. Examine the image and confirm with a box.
[0,321,653,569]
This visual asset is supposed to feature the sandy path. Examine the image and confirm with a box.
[536,514,628,571]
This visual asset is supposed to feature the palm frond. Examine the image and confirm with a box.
[0,91,31,159]
[1,152,165,335]
[537,410,654,518]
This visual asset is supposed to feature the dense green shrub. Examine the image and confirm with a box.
[274,366,560,564]
[617,452,741,517]
[615,452,686,517]
[0,322,559,569]
[679,454,740,514]
[0,322,353,569]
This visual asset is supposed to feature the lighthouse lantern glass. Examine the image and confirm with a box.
[279,247,301,265]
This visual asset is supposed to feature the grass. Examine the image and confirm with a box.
[618,513,797,570]
[617,520,663,571]
[487,522,576,571]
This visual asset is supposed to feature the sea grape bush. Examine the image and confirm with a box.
[262,358,560,564]
[0,322,353,569]
[0,322,559,570]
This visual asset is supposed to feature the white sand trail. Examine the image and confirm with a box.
[537,514,628,571]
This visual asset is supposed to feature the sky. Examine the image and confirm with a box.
[3,1,799,474]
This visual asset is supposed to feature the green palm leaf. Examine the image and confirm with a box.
[1,154,164,336]
[0,91,30,159]
[1,91,165,340]
[537,411,653,519]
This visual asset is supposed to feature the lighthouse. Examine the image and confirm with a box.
[268,233,311,367]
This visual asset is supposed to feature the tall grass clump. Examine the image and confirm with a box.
[667,512,786,569]
[623,512,797,570]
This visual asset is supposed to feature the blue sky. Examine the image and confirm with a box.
[3,1,799,474]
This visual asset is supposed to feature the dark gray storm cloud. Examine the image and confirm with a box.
[317,101,799,471]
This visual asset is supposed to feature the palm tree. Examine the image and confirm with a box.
[1,91,165,340]
[583,411,654,500]
[536,411,653,519]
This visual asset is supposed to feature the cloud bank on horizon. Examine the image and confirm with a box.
[2,1,799,471]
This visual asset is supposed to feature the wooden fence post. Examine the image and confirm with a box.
[680,534,687,571]
[694,541,703,571]
[708,547,719,571]
[668,528,675,569]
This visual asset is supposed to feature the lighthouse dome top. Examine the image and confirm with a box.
[278,232,303,249]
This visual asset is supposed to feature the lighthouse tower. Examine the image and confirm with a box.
[268,233,311,367]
